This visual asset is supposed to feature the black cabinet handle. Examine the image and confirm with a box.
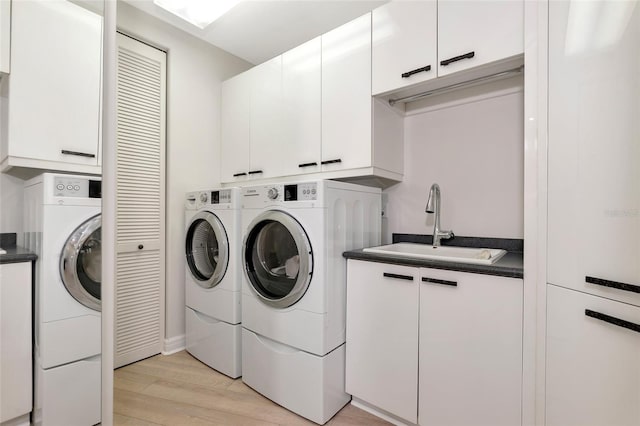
[402,65,432,78]
[298,162,318,168]
[138,244,144,250]
[422,277,457,287]
[440,51,475,66]
[383,272,414,281]
[586,276,640,294]
[61,149,96,158]
[585,309,640,334]
[248,170,263,175]
[321,159,342,165]
[232,172,247,177]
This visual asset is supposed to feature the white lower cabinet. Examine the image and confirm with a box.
[419,267,523,426]
[0,262,32,424]
[346,260,419,423]
[346,259,523,425]
[546,284,640,426]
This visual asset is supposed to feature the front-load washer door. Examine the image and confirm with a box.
[185,211,229,289]
[243,210,313,309]
[60,214,102,311]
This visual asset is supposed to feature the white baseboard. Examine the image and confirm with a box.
[0,413,31,426]
[162,334,185,355]
[351,398,413,426]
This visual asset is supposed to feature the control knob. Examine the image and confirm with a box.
[267,187,279,200]
[199,192,208,203]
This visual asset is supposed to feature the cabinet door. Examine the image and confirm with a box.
[346,260,419,424]
[0,262,32,423]
[221,70,251,182]
[546,284,640,426]
[280,37,321,177]
[547,1,640,307]
[419,268,522,426]
[321,13,372,172]
[372,1,437,95]
[0,0,9,75]
[249,56,282,179]
[8,0,101,165]
[437,0,523,76]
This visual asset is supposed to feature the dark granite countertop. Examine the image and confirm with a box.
[0,246,38,264]
[343,234,523,279]
[0,233,37,264]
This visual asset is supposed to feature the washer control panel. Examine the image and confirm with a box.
[53,177,101,198]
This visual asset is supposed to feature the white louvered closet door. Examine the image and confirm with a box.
[115,33,166,368]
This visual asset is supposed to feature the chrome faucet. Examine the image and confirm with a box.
[425,183,454,247]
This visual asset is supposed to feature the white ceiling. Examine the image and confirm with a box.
[122,0,388,65]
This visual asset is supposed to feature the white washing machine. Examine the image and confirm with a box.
[184,188,242,378]
[240,180,381,425]
[24,173,102,426]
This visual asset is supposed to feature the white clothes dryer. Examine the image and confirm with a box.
[24,173,102,426]
[184,188,242,378]
[240,180,381,425]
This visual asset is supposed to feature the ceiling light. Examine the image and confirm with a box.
[153,0,242,29]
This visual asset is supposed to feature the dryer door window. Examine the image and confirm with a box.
[60,214,102,311]
[243,210,313,309]
[185,211,229,289]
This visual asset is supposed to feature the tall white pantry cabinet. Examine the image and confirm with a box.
[546,1,640,425]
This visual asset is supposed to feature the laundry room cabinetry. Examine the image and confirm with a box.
[371,1,437,95]
[345,260,419,424]
[0,0,102,174]
[546,284,640,426]
[221,55,285,182]
[0,261,32,425]
[547,0,639,309]
[346,260,523,425]
[321,13,371,173]
[277,37,322,178]
[437,0,523,77]
[418,267,522,426]
[221,12,403,185]
[371,0,523,96]
[0,0,10,76]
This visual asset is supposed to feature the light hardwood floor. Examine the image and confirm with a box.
[114,351,390,425]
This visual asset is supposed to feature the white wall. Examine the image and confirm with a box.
[0,173,24,238]
[383,78,524,243]
[117,1,251,341]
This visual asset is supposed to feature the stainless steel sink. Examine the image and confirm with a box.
[363,243,507,265]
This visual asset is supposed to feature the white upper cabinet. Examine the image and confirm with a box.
[221,56,283,182]
[220,11,403,185]
[220,67,251,182]
[280,37,321,177]
[1,0,102,173]
[372,1,437,95]
[321,13,372,172]
[0,0,10,76]
[547,0,639,307]
[546,284,640,426]
[437,0,523,76]
[248,55,282,179]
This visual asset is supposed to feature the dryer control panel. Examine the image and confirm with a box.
[211,189,233,205]
[284,183,317,201]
